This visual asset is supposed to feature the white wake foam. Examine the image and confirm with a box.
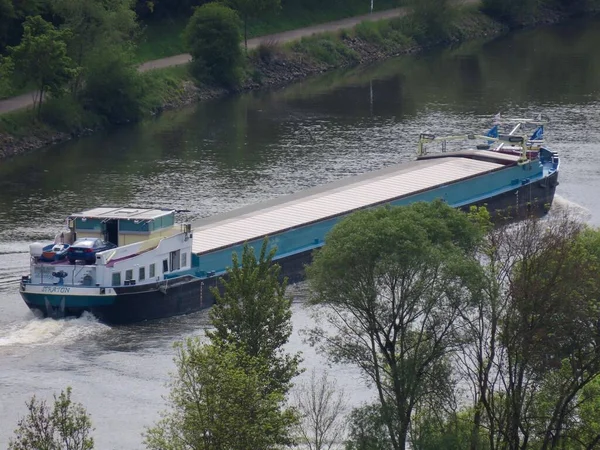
[0,313,109,348]
[549,195,593,223]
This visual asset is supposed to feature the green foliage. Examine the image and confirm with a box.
[481,0,540,27]
[81,49,145,124]
[355,21,384,45]
[0,0,16,52]
[307,201,485,449]
[224,0,281,48]
[145,339,297,450]
[135,16,188,62]
[353,18,414,51]
[0,0,53,54]
[208,239,301,395]
[409,0,454,41]
[291,33,359,65]
[345,404,394,450]
[463,215,600,450]
[9,387,94,450]
[136,0,398,62]
[184,2,244,87]
[6,15,78,115]
[40,96,99,132]
[410,408,484,450]
[567,375,600,448]
[0,54,14,97]
[52,0,140,96]
[52,0,139,66]
[254,39,280,63]
[138,65,190,110]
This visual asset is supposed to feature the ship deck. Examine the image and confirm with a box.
[191,151,520,255]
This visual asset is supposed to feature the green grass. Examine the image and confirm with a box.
[0,66,193,137]
[285,13,418,66]
[0,107,50,137]
[135,0,400,62]
[289,32,360,65]
[139,65,192,109]
[136,17,189,63]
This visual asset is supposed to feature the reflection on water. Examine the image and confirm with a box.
[0,16,599,449]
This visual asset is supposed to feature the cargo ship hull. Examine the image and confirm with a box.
[20,153,559,324]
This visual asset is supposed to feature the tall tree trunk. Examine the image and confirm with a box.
[37,85,44,117]
[244,15,248,53]
[471,404,482,450]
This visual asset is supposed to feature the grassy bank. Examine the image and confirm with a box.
[1,2,597,160]
[0,66,195,158]
[136,0,399,62]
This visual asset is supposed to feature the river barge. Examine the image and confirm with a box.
[19,135,560,324]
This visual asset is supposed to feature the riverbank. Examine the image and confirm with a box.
[0,3,596,160]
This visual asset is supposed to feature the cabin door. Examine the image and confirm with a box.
[103,220,119,245]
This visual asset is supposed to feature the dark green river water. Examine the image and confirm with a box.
[1,17,599,448]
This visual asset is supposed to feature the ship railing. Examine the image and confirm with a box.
[31,263,96,287]
[417,133,526,160]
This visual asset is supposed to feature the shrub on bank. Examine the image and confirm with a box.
[481,0,539,26]
[184,3,244,88]
[409,0,454,41]
[81,50,145,125]
[290,33,359,65]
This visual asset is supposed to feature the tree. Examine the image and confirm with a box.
[80,48,144,124]
[410,407,482,450]
[6,15,77,115]
[306,201,485,450]
[456,212,600,450]
[9,387,94,450]
[409,0,453,41]
[293,369,348,450]
[208,239,301,395]
[0,0,52,53]
[224,0,281,50]
[145,338,297,450]
[0,0,16,52]
[345,404,394,450]
[184,2,244,87]
[0,54,13,96]
[481,0,539,27]
[52,0,140,95]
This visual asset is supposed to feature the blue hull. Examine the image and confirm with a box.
[20,166,558,325]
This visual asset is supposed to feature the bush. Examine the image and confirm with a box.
[292,34,359,65]
[255,39,280,64]
[481,0,539,26]
[553,0,600,13]
[80,49,144,125]
[355,21,384,44]
[345,404,393,450]
[8,387,94,450]
[184,3,244,88]
[40,96,99,132]
[410,0,454,42]
[354,19,413,51]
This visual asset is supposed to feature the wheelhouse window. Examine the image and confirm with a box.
[149,263,155,278]
[181,252,187,268]
[170,250,181,271]
[125,269,133,281]
[139,267,146,281]
[163,259,169,274]
[112,272,121,286]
